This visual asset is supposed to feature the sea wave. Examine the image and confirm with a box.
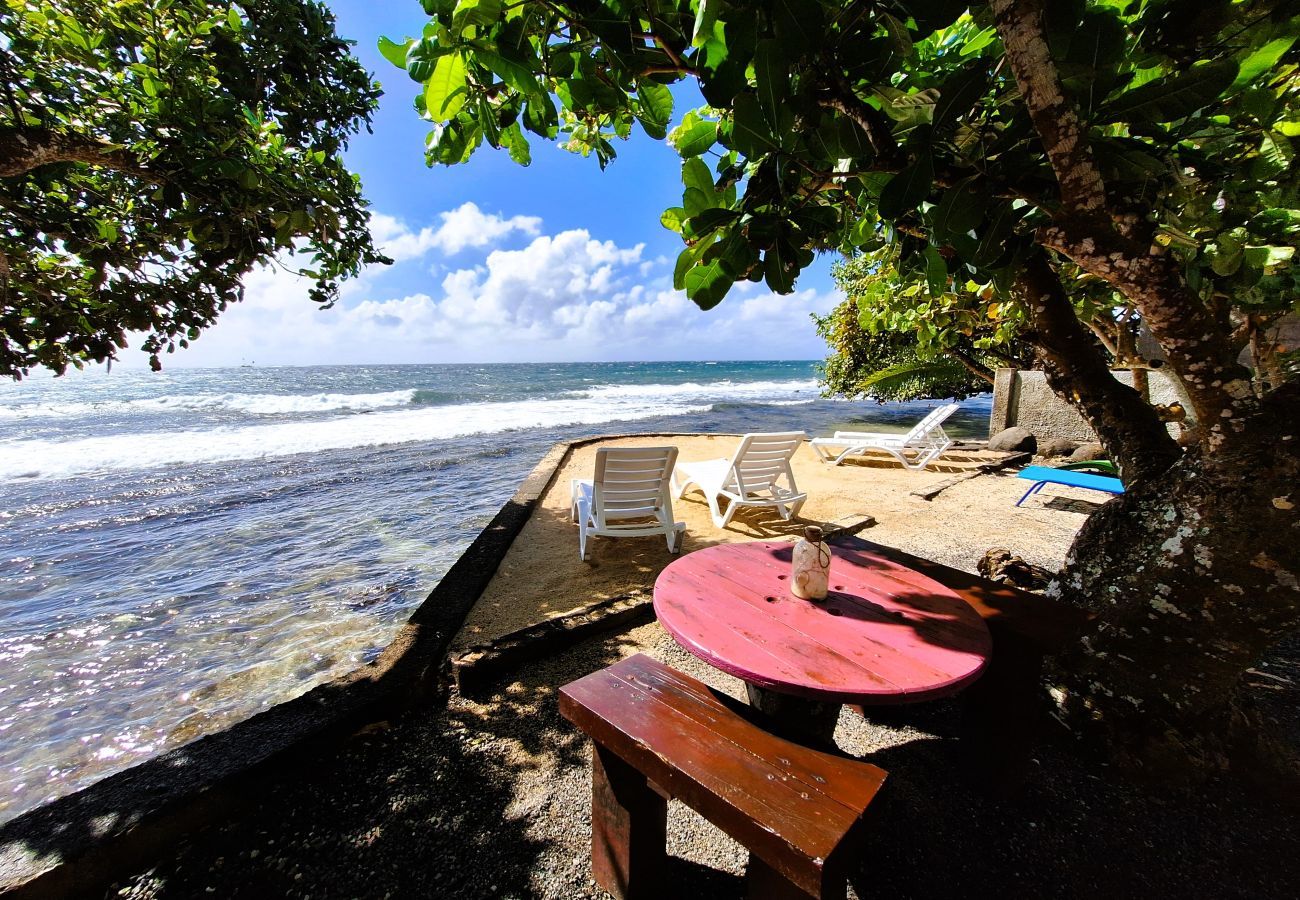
[0,399,705,480]
[0,389,420,420]
[566,378,819,402]
[0,378,823,481]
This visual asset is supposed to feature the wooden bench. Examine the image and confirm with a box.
[559,654,887,900]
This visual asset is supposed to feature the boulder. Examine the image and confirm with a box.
[1069,442,1106,462]
[1037,437,1079,459]
[988,426,1037,453]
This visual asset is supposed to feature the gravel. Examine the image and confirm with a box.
[114,626,1300,899]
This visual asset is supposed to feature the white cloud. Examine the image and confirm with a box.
[122,210,842,368]
[369,202,542,261]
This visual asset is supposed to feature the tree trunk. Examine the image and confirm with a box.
[1016,251,1182,483]
[1047,379,1300,776]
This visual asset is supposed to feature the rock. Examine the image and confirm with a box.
[978,549,1053,592]
[989,427,1037,453]
[1069,442,1105,462]
[1037,438,1079,459]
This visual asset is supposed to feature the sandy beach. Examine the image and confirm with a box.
[457,434,1086,648]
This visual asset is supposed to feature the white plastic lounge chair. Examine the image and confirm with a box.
[570,446,686,561]
[810,403,960,470]
[671,432,808,529]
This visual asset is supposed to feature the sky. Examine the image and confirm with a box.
[128,1,844,369]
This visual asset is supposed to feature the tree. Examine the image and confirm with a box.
[0,0,388,377]
[391,0,1300,775]
[815,247,1035,402]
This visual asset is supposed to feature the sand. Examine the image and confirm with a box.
[455,434,1092,648]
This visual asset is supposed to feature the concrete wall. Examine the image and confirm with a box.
[989,368,1192,441]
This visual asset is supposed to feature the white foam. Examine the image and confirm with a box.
[0,378,817,481]
[0,390,419,420]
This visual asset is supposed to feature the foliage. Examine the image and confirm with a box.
[815,248,1031,401]
[386,0,1298,345]
[814,296,991,403]
[0,0,388,377]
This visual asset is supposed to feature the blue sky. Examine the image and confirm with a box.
[149,0,842,368]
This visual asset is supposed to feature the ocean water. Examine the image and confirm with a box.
[0,361,991,823]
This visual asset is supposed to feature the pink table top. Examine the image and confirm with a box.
[653,541,992,704]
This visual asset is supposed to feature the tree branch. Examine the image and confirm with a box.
[946,347,995,384]
[1039,222,1257,430]
[989,0,1110,218]
[0,127,156,180]
[1016,249,1182,483]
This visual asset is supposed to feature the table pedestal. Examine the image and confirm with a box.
[745,684,841,746]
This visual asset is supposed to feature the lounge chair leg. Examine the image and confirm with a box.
[1016,481,1046,508]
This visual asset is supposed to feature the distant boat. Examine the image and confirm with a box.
[240,361,255,368]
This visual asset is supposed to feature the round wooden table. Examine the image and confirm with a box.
[653,541,993,743]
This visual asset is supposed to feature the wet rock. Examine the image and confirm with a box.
[989,427,1037,453]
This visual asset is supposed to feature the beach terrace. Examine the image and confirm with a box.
[5,432,1296,898]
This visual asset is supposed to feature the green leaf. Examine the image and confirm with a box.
[673,240,711,289]
[959,26,997,58]
[425,53,468,122]
[772,0,823,58]
[923,246,947,297]
[227,7,242,33]
[661,207,688,233]
[933,65,989,129]
[501,122,531,165]
[1235,36,1297,87]
[1255,131,1294,179]
[452,0,502,30]
[378,36,410,70]
[636,79,673,139]
[685,255,736,309]
[476,49,541,97]
[764,239,799,293]
[683,186,712,216]
[877,152,933,221]
[692,0,722,48]
[669,111,718,157]
[1101,61,1238,123]
[753,40,789,131]
[1243,245,1295,271]
[686,207,741,238]
[881,13,913,57]
[682,158,715,196]
[523,96,558,137]
[407,38,452,83]
[932,179,982,241]
[731,94,773,158]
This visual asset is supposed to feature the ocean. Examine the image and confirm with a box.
[0,361,991,823]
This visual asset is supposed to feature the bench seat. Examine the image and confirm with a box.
[559,653,887,899]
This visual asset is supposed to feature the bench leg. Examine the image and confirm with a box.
[746,855,844,900]
[590,745,667,900]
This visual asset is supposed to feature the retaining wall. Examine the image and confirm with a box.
[988,368,1192,442]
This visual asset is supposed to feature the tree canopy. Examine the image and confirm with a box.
[0,0,388,377]
[390,0,1300,773]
